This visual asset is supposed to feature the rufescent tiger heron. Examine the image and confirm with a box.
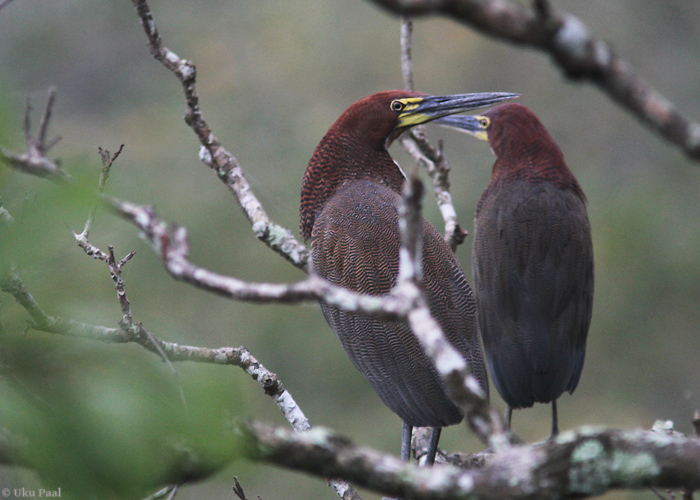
[437,103,594,438]
[300,90,518,464]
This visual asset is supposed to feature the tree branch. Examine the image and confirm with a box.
[108,197,415,319]
[397,18,468,251]
[1,266,363,498]
[398,174,512,450]
[0,88,70,182]
[400,17,415,91]
[129,0,309,270]
[128,0,501,453]
[74,144,124,257]
[0,268,311,432]
[399,134,467,251]
[371,0,700,162]
[242,420,700,500]
[109,177,509,449]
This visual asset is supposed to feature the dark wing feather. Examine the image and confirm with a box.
[312,179,487,427]
[473,181,593,409]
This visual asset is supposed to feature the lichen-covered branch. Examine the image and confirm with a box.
[242,421,700,500]
[371,0,700,162]
[129,0,309,270]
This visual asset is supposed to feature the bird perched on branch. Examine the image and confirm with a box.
[438,103,594,437]
[300,90,517,463]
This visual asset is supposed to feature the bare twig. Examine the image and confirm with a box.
[397,19,468,251]
[129,0,309,270]
[232,477,261,500]
[371,0,700,161]
[400,17,414,91]
[166,484,179,500]
[69,146,189,406]
[35,90,60,153]
[399,134,467,251]
[0,269,312,432]
[76,144,124,243]
[232,477,247,500]
[105,246,136,327]
[0,88,70,182]
[74,145,124,260]
[142,485,179,500]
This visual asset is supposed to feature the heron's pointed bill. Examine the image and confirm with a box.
[435,115,490,142]
[396,92,518,129]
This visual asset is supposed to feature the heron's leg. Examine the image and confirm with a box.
[401,421,413,462]
[550,400,559,439]
[425,427,442,466]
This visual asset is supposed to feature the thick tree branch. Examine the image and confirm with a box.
[242,421,700,500]
[371,0,700,161]
[129,0,309,270]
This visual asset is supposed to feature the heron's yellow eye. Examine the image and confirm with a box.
[390,100,405,112]
[479,117,490,128]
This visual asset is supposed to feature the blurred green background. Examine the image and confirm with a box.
[0,0,698,498]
